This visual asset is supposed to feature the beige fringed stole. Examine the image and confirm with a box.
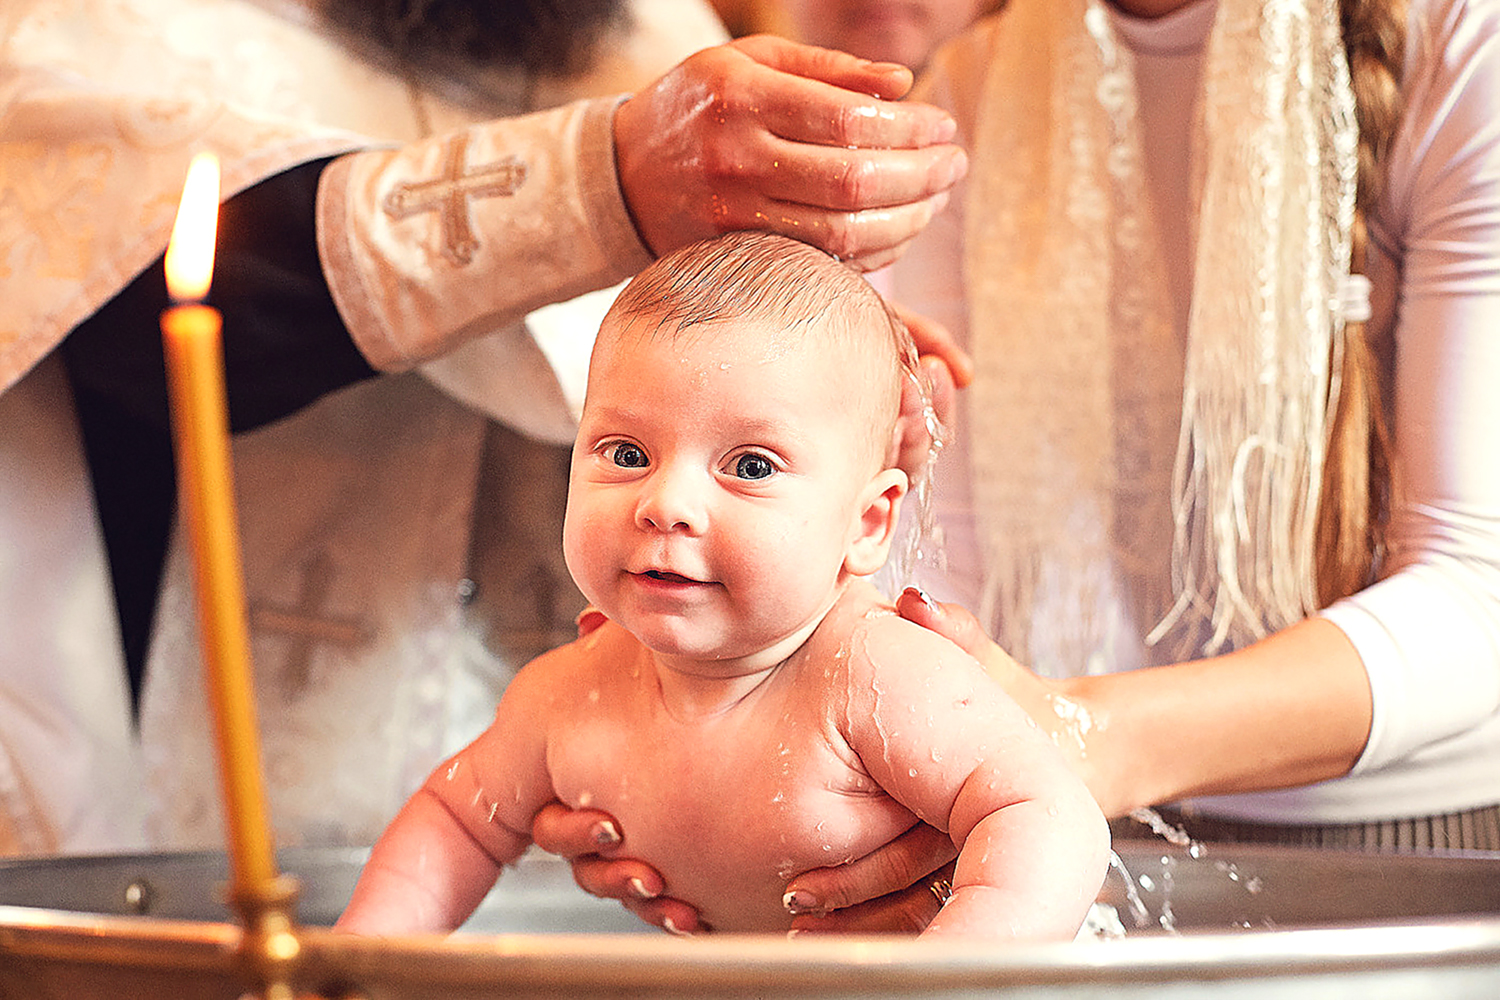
[963,0,1358,669]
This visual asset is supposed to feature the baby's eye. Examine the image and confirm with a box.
[732,452,776,480]
[606,442,649,468]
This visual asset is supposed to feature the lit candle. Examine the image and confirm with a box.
[162,151,278,892]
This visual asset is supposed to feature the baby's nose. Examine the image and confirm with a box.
[635,466,706,534]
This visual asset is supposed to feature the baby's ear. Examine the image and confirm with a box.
[845,468,909,578]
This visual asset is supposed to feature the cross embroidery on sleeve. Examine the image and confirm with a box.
[382,131,528,267]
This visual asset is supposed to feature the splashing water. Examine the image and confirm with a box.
[1046,693,1100,760]
[1088,807,1270,937]
[883,351,951,597]
[1107,850,1152,930]
[1128,806,1203,855]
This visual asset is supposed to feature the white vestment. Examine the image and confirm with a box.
[0,0,727,855]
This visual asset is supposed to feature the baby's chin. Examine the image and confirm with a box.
[619,618,805,673]
[638,635,791,673]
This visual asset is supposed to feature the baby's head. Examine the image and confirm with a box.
[610,230,916,470]
[563,231,915,667]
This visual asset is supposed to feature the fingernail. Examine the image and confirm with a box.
[782,889,822,915]
[949,147,969,182]
[909,586,939,613]
[591,820,621,848]
[930,190,951,218]
[629,876,657,900]
[662,916,692,937]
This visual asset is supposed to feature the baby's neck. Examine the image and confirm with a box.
[647,579,883,720]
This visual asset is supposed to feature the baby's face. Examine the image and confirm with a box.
[564,315,885,669]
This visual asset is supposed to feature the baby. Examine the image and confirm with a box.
[337,231,1109,940]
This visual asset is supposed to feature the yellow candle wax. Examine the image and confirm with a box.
[162,152,278,893]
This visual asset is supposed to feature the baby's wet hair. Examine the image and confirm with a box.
[607,231,917,464]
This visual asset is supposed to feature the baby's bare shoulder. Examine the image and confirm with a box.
[832,588,969,655]
[507,621,643,703]
[808,584,983,687]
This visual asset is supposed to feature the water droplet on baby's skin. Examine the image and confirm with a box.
[908,768,918,777]
[1047,804,1059,817]
[929,748,943,763]
[578,790,594,808]
[446,761,461,781]
[488,802,500,823]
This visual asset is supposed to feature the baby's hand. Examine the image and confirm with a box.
[530,802,707,935]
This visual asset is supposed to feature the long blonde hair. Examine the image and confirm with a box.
[1316,0,1408,605]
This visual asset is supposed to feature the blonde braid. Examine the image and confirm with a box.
[1316,0,1408,605]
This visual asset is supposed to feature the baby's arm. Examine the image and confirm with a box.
[846,615,1110,941]
[336,654,566,935]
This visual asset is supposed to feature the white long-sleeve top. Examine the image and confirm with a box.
[893,0,1500,823]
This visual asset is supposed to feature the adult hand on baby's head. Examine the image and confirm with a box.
[613,35,968,272]
[530,802,707,935]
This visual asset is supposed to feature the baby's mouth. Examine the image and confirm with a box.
[641,569,700,585]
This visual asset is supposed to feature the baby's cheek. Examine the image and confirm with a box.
[562,511,609,597]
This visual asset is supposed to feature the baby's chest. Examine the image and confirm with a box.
[543,711,917,916]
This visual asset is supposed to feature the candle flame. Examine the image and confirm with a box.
[164,151,221,303]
